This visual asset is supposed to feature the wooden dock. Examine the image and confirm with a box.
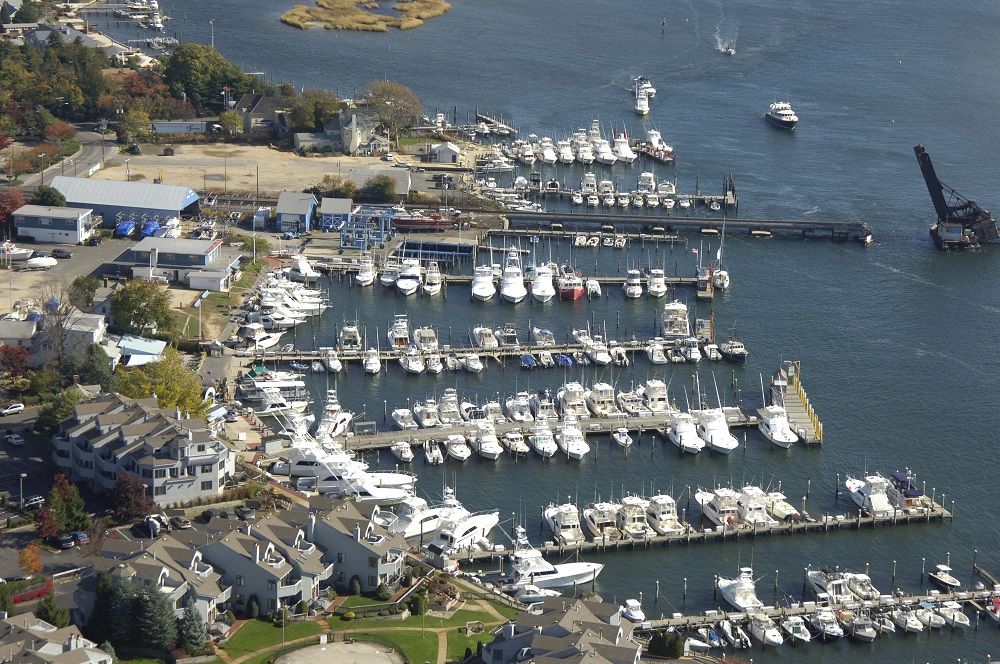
[771,361,823,444]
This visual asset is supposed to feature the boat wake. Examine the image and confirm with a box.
[713,3,737,54]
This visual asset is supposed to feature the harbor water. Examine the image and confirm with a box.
[116,1,1000,660]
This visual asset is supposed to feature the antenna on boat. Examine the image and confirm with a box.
[759,374,767,406]
[712,373,724,408]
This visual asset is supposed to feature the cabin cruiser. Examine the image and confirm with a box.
[780,615,811,644]
[464,353,484,373]
[422,261,442,296]
[544,502,585,545]
[666,412,705,454]
[646,494,685,535]
[765,101,799,129]
[494,323,520,348]
[844,473,905,517]
[646,268,667,298]
[531,263,556,302]
[504,392,534,424]
[636,379,672,415]
[556,382,590,420]
[500,250,527,303]
[423,440,444,465]
[571,327,593,347]
[737,486,778,528]
[582,502,624,541]
[617,496,655,539]
[584,337,613,366]
[501,429,531,455]
[379,259,399,288]
[555,418,590,459]
[413,398,442,428]
[516,141,537,165]
[390,440,414,463]
[695,409,740,454]
[363,348,381,374]
[808,607,844,639]
[621,599,645,623]
[355,253,377,286]
[527,423,558,457]
[500,526,603,588]
[468,422,503,460]
[436,389,462,426]
[412,326,439,353]
[612,135,637,163]
[633,76,656,98]
[482,399,506,424]
[765,492,801,521]
[530,389,558,422]
[593,138,617,165]
[557,265,585,300]
[645,338,669,364]
[472,325,499,349]
[557,139,575,164]
[623,269,643,298]
[396,259,422,296]
[445,434,472,461]
[320,348,343,373]
[425,507,500,558]
[237,368,309,412]
[387,314,411,348]
[617,389,653,418]
[531,327,556,346]
[398,345,425,374]
[696,487,741,528]
[845,572,881,601]
[717,567,765,611]
[585,382,619,418]
[661,300,691,340]
[806,567,856,604]
[377,487,469,540]
[635,89,649,115]
[471,264,497,301]
[572,191,585,205]
[287,256,320,283]
[758,405,798,448]
[392,408,418,430]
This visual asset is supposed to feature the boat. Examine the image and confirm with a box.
[586,279,602,299]
[288,360,309,371]
[717,619,751,649]
[572,191,584,205]
[765,101,799,129]
[557,140,576,165]
[463,354,485,374]
[529,389,559,421]
[544,502,585,545]
[890,607,924,633]
[538,351,555,368]
[780,615,812,644]
[24,256,57,270]
[555,419,590,459]
[527,423,558,457]
[582,502,623,541]
[412,326,439,353]
[390,440,414,463]
[808,607,844,640]
[623,269,643,298]
[477,155,516,173]
[645,338,669,364]
[718,335,749,362]
[936,600,971,628]
[520,354,537,369]
[413,398,442,428]
[539,138,558,165]
[697,487,741,529]
[471,264,497,302]
[556,382,590,420]
[309,360,324,373]
[662,198,676,210]
[516,141,537,165]
[320,348,343,373]
[694,408,740,454]
[363,348,381,374]
[379,259,399,288]
[288,256,320,282]
[622,599,645,623]
[838,609,877,642]
[914,602,945,629]
[845,473,903,517]
[425,352,442,376]
[445,434,472,461]
[396,258,421,296]
[500,251,527,303]
[584,338,613,367]
[422,261,442,296]
[392,408,418,430]
[495,323,520,348]
[611,427,632,447]
[425,508,500,558]
[557,264,585,300]
[661,300,691,340]
[501,429,530,455]
[635,89,649,115]
[806,567,856,605]
[585,194,599,207]
[928,563,961,590]
[617,193,630,207]
[531,326,556,346]
[646,268,667,298]
[398,345,425,374]
[716,567,764,611]
[612,134,637,163]
[844,572,880,601]
[633,76,656,98]
[500,526,603,589]
[355,253,377,286]
[468,422,504,460]
[617,496,655,539]
[471,325,499,349]
[531,263,556,302]
[645,193,660,208]
[748,613,783,647]
[423,440,444,465]
[765,492,801,521]
[635,379,671,415]
[593,138,616,165]
[678,197,691,209]
[666,412,705,454]
[873,611,896,635]
[514,585,560,604]
[388,314,411,348]
[758,405,798,448]
[644,494,684,535]
[504,392,534,424]
[377,487,468,539]
[678,336,702,362]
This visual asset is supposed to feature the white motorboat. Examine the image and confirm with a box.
[765,492,801,521]
[464,353,484,373]
[914,603,945,629]
[697,487,741,528]
[837,609,877,642]
[423,439,444,465]
[758,405,798,448]
[501,429,531,455]
[806,567,856,605]
[808,607,844,639]
[621,599,645,622]
[646,268,667,298]
[355,253,377,286]
[412,326,439,353]
[890,607,924,633]
[468,421,503,460]
[500,250,527,303]
[445,434,472,461]
[582,502,623,541]
[748,613,784,647]
[528,423,558,457]
[645,494,685,535]
[471,264,497,301]
[501,526,603,589]
[531,263,556,302]
[662,197,676,210]
[413,398,442,428]
[555,419,590,459]
[661,300,691,340]
[422,261,442,296]
[717,567,764,611]
[396,258,421,296]
[471,325,499,349]
[494,323,520,348]
[363,348,381,374]
[612,134,637,163]
[928,563,961,590]
[529,389,558,422]
[426,508,500,557]
[718,619,751,649]
[636,379,672,415]
[936,601,971,628]
[504,392,535,424]
[538,138,558,165]
[576,142,596,165]
[617,495,655,539]
[611,427,632,447]
[586,278,602,298]
[873,612,896,634]
[845,473,904,517]
[514,585,560,604]
[593,138,617,165]
[580,172,598,194]
[398,345,425,374]
[633,75,656,98]
[781,615,812,644]
[645,338,669,364]
[436,388,462,426]
[339,320,362,352]
[765,101,799,129]
[645,193,660,208]
[635,90,649,116]
[737,486,779,528]
[544,502,585,545]
[516,141,537,165]
[392,408,418,430]
[425,353,443,374]
[377,487,467,539]
[695,409,740,454]
[556,382,590,420]
[388,314,411,348]
[584,382,619,417]
[623,268,643,298]
[844,572,880,601]
[616,389,652,419]
[557,139,576,164]
[678,336,702,362]
[666,412,705,454]
[572,191,584,205]
[531,326,557,346]
[390,440,414,463]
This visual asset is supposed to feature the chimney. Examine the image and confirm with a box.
[254,543,260,564]
[245,523,251,536]
[187,429,193,440]
[306,513,315,540]
[175,406,181,419]
[73,374,80,384]
[353,524,361,542]
[185,411,190,420]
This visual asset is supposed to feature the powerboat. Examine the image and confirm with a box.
[838,609,877,642]
[647,268,667,298]
[378,487,468,539]
[890,607,924,633]
[555,419,590,459]
[398,345,425,374]
[390,440,414,463]
[531,326,556,346]
[765,101,799,129]
[501,429,531,455]
[528,423,558,457]
[806,567,856,605]
[929,563,961,589]
[845,473,905,517]
[437,389,462,425]
[612,134,637,163]
[412,326,439,353]
[445,434,472,461]
[396,258,422,296]
[633,76,656,98]
[556,382,590,419]
[471,264,497,301]
[500,250,527,303]
[413,398,442,428]
[621,599,645,623]
[464,353,484,373]
[557,265,585,300]
[582,502,623,541]
[355,253,376,286]
[557,139,575,164]
[781,615,812,644]
[661,300,691,340]
[611,427,632,447]
[544,502,585,545]
[422,261,442,296]
[531,263,556,302]
[936,601,971,628]
[538,138,558,165]
[321,348,342,373]
[679,336,702,362]
[340,321,362,352]
[719,335,749,362]
[765,492,801,521]
[635,90,649,116]
[737,486,779,528]
[645,338,669,364]
[388,314,411,348]
[572,191,585,205]
[748,613,784,647]
[392,408,418,430]
[623,269,643,298]
[586,278,602,298]
[504,392,535,424]
[584,382,619,417]
[695,409,740,454]
[642,494,682,535]
[914,602,945,629]
[808,607,844,639]
[426,508,500,557]
[593,139,617,165]
[514,585,560,604]
[468,422,503,460]
[494,323,520,348]
[717,567,764,611]
[501,526,603,589]
[472,325,499,349]
[423,440,444,465]
[666,412,705,454]
[363,348,381,374]
[529,389,558,422]
[636,379,672,414]
[617,496,655,539]
[845,572,880,601]
[758,405,798,448]
[718,619,751,649]
[617,389,653,418]
[697,487,741,528]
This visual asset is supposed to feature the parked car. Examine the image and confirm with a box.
[201,508,221,522]
[225,410,239,423]
[171,515,192,529]
[51,248,73,259]
[0,403,24,416]
[4,433,24,446]
[70,531,91,545]
[235,506,255,521]
[87,236,103,246]
[218,509,238,521]
[53,533,76,549]
[23,495,44,510]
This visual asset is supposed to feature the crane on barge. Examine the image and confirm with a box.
[913,144,998,250]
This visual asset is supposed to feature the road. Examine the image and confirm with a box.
[14,125,111,194]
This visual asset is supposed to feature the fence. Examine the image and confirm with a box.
[340,632,409,664]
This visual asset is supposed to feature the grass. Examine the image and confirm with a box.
[221,619,323,657]
[332,608,494,631]
[337,594,386,610]
[280,0,451,31]
[485,600,522,621]
[346,630,438,664]
[120,658,168,664]
[446,629,493,661]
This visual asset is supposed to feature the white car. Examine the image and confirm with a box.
[0,403,24,416]
[4,434,24,446]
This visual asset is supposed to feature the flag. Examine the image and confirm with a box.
[691,248,698,254]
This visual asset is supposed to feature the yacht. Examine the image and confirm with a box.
[355,253,377,286]
[717,567,765,612]
[572,191,584,205]
[390,440,414,463]
[501,526,603,588]
[557,265,585,300]
[780,615,812,644]
[557,140,576,164]
[379,259,399,288]
[426,508,501,557]
[339,320,362,352]
[695,409,740,454]
[555,419,590,459]
[584,336,613,366]
[423,440,444,465]
[645,338,669,364]
[806,567,856,605]
[412,398,442,428]
[661,300,691,340]
[504,392,534,424]
[633,76,656,98]
[697,487,742,528]
[538,138,558,165]
[437,388,462,426]
[765,492,801,521]
[586,278,602,298]
[422,261,442,296]
[529,389,559,422]
[516,141,537,165]
[531,326,556,346]
[500,250,527,303]
[758,405,798,448]
[556,382,590,420]
[647,128,672,153]
[464,353,484,373]
[844,473,903,517]
[575,142,596,165]
[319,348,342,373]
[593,138,617,165]
[737,486,779,528]
[646,268,667,298]
[445,434,472,461]
[612,134,637,163]
[478,155,516,173]
[501,429,531,455]
[468,422,503,460]
[636,379,672,415]
[396,258,421,296]
[645,193,660,208]
[472,325,499,349]
[494,323,520,348]
[471,264,497,301]
[388,314,411,348]
[378,487,469,540]
[527,423,558,457]
[617,389,653,418]
[363,348,381,374]
[666,412,705,454]
[623,269,643,298]
[531,263,556,302]
[678,337,702,362]
[646,494,685,535]
[765,101,799,129]
[398,345,425,374]
[392,408,418,430]
[617,495,655,539]
[544,502,585,545]
[809,608,844,640]
[584,382,619,418]
[583,502,624,541]
[635,90,649,115]
[412,326,439,353]
[845,572,881,602]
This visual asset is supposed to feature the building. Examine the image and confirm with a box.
[0,317,37,348]
[275,192,317,233]
[431,142,462,164]
[201,529,301,615]
[91,281,123,323]
[51,393,237,503]
[292,110,377,155]
[109,333,168,367]
[319,197,353,231]
[28,309,107,368]
[0,612,114,664]
[13,204,97,244]
[50,176,200,226]
[23,24,131,61]
[151,119,220,134]
[112,236,242,290]
[233,94,290,136]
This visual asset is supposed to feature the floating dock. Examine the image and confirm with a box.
[771,360,823,444]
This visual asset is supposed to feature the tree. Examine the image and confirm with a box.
[109,579,138,647]
[348,576,362,596]
[31,185,66,207]
[15,1,39,22]
[36,281,84,368]
[118,108,151,145]
[161,44,257,115]
[85,573,115,643]
[288,89,341,132]
[69,275,101,311]
[108,474,156,523]
[19,541,43,576]
[362,80,421,141]
[245,595,260,620]
[109,280,173,336]
[34,507,59,540]
[177,601,207,651]
[116,347,209,415]
[43,120,77,144]
[218,110,242,137]
[0,4,10,24]
[34,389,82,437]
[365,175,397,203]
[37,588,71,627]
[375,582,391,601]
[0,346,29,377]
[0,189,25,233]
[238,234,271,260]
[49,472,92,532]
[99,642,117,664]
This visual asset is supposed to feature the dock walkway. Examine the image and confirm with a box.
[771,361,823,444]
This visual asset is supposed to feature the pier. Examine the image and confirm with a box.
[771,361,823,444]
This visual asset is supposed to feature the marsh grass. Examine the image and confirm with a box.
[280,0,451,31]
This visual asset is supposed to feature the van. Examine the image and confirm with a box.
[51,248,73,259]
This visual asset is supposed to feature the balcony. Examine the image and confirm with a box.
[277,578,302,598]
[52,450,71,468]
[52,435,71,452]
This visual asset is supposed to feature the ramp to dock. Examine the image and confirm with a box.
[772,360,823,444]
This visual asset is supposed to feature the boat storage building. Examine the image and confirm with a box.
[51,176,200,226]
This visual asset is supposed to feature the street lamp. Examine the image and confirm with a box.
[19,473,26,511]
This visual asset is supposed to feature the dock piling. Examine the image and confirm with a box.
[892,560,897,584]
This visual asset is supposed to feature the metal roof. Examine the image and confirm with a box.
[14,204,90,219]
[276,192,316,216]
[131,236,222,255]
[51,176,198,212]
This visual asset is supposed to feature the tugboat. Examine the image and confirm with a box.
[764,101,799,129]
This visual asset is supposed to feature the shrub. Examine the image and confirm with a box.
[342,611,355,621]
[245,595,260,620]
[464,647,472,660]
[348,576,362,596]
[375,582,391,602]
[401,573,413,588]
[296,600,308,615]
[225,610,236,624]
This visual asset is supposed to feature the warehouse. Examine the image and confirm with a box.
[50,176,200,227]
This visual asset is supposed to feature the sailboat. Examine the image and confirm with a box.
[713,220,730,289]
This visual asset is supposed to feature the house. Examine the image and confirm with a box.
[29,309,107,367]
[245,512,335,603]
[112,236,242,290]
[1,23,37,38]
[0,317,38,348]
[304,498,408,593]
[293,110,376,155]
[0,612,114,664]
[51,392,237,503]
[91,281,123,322]
[114,333,168,366]
[275,192,317,233]
[200,528,302,615]
[431,141,462,164]
[13,204,97,244]
[23,24,131,61]
[319,197,353,231]
[233,94,290,135]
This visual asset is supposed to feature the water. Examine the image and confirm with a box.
[123,1,1000,659]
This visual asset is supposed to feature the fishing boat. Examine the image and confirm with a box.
[379,259,399,288]
[666,412,705,454]
[914,603,945,629]
[611,427,632,447]
[363,348,381,374]
[445,434,472,461]
[645,338,669,364]
[806,567,856,605]
[531,327,557,346]
[392,408,418,430]
[758,404,798,448]
[468,422,503,460]
[422,261,443,296]
[423,439,444,465]
[781,615,812,644]
[555,418,590,459]
[500,526,603,588]
[582,501,623,540]
[646,268,667,298]
[501,429,531,455]
[928,563,961,589]
[472,325,499,349]
[471,264,497,301]
[617,495,655,539]
[695,408,740,454]
[936,600,971,628]
[544,502,585,545]
[697,487,742,528]
[527,423,558,457]
[717,571,766,613]
[645,494,685,535]
[388,314,411,348]
[557,264,585,300]
[845,572,880,601]
[412,398,442,428]
[396,258,422,296]
[531,263,556,302]
[838,609,877,642]
[586,279,602,298]
[718,334,749,362]
[808,607,844,639]
[890,607,924,633]
[500,250,527,303]
[748,613,784,647]
[504,392,535,424]
[661,300,691,340]
[390,440,414,463]
[398,345,425,374]
[635,89,649,116]
[717,619,751,649]
[737,486,778,528]
[556,382,590,420]
[355,253,377,286]
[529,389,559,422]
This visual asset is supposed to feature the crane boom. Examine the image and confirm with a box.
[913,144,997,250]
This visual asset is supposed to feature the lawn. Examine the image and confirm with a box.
[337,594,387,610]
[331,609,495,631]
[446,630,494,662]
[221,619,322,657]
[347,630,438,664]
[120,658,168,664]
[484,600,522,621]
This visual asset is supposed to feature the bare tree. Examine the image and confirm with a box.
[37,281,87,369]
[362,80,422,146]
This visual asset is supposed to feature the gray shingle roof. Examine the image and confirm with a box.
[51,176,198,212]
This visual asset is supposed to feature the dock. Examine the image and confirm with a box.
[771,361,823,444]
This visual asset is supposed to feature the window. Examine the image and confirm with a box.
[142,469,153,478]
[235,575,245,586]
[154,486,166,496]
[368,557,377,568]
[267,580,277,591]
[40,219,51,226]
[201,464,213,473]
[201,480,213,490]
[154,469,166,479]
[367,576,377,587]
[337,553,346,564]
[169,468,179,478]
[187,466,197,476]
[267,599,276,610]
[197,444,206,452]
[235,594,243,605]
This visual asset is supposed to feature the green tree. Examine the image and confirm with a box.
[406,592,427,616]
[348,576,362,596]
[136,586,178,650]
[116,347,209,415]
[375,582,391,601]
[238,234,271,260]
[218,110,242,137]
[49,472,92,532]
[108,474,156,523]
[69,275,101,311]
[109,579,138,647]
[118,108,151,145]
[15,1,40,22]
[31,185,67,207]
[0,4,11,23]
[85,573,116,643]
[362,80,421,141]
[37,589,71,628]
[34,388,82,437]
[98,642,117,664]
[245,595,260,620]
[365,175,397,203]
[161,44,257,115]
[109,280,173,336]
[288,89,341,132]
[177,601,207,651]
